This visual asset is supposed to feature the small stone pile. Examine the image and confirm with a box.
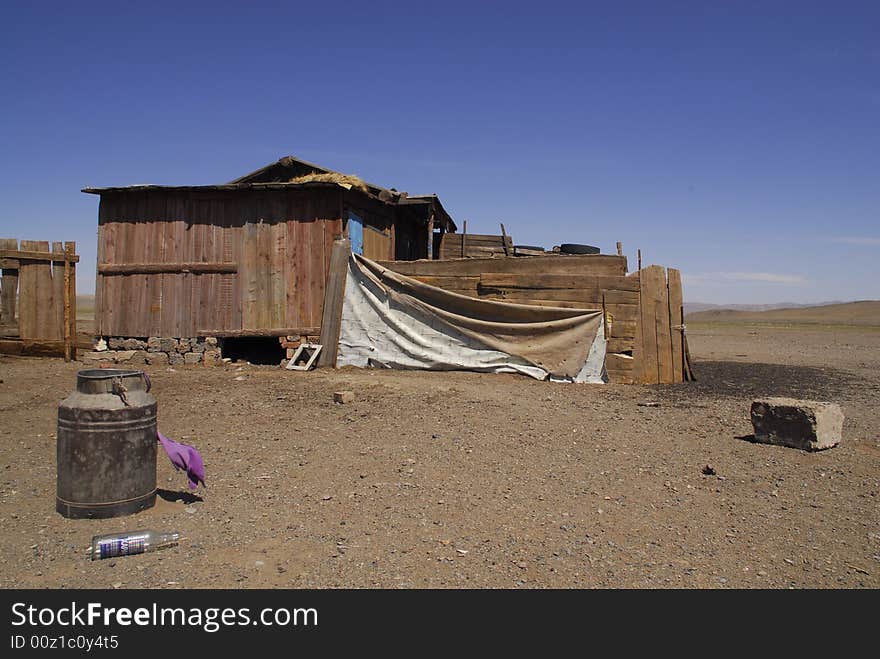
[81,337,221,366]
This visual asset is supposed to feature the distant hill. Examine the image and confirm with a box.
[685,300,880,326]
[684,301,844,314]
[76,294,94,320]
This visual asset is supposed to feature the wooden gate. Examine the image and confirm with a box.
[0,238,78,359]
[634,265,690,384]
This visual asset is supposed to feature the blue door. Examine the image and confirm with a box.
[348,211,364,255]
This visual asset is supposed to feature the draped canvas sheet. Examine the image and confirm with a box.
[337,254,606,381]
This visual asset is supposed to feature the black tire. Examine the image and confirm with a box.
[559,243,600,255]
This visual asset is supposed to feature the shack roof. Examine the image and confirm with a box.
[82,155,456,231]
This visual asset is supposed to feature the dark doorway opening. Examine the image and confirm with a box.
[220,337,285,365]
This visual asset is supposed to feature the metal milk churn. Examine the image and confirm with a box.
[56,368,157,518]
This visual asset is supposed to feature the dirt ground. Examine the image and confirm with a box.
[0,323,878,589]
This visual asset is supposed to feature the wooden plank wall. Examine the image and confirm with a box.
[363,224,392,261]
[96,188,342,337]
[378,254,641,383]
[633,265,685,384]
[18,240,64,340]
[438,233,512,259]
[345,193,395,261]
[0,239,78,353]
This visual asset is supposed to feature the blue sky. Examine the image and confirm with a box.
[1,1,877,303]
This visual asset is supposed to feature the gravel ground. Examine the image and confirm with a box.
[0,323,878,589]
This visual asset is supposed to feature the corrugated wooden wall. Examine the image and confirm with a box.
[96,189,343,337]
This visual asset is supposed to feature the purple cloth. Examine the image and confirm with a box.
[157,431,206,489]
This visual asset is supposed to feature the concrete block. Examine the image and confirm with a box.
[334,391,355,404]
[750,397,843,451]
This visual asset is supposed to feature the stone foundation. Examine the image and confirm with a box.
[80,337,221,366]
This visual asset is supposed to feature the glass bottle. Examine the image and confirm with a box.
[89,529,181,561]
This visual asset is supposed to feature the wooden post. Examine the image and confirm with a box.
[0,238,18,329]
[427,213,435,260]
[461,220,467,258]
[63,244,71,361]
[68,242,77,360]
[602,293,609,340]
[637,249,642,271]
[616,241,623,256]
[667,268,684,383]
[317,238,351,368]
[499,223,510,256]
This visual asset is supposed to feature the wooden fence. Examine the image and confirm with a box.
[0,238,78,359]
[378,254,643,383]
[378,255,691,385]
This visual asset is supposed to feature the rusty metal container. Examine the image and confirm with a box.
[56,369,157,518]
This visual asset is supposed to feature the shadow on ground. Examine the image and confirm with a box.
[157,489,203,504]
[657,360,868,402]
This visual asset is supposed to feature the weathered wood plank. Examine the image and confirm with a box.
[656,268,673,384]
[0,238,18,327]
[98,262,238,275]
[50,243,65,341]
[605,353,635,373]
[64,242,76,360]
[197,327,320,338]
[0,249,79,263]
[410,275,480,289]
[605,368,636,385]
[479,273,639,291]
[667,268,684,383]
[603,304,639,324]
[479,296,598,310]
[18,240,49,340]
[256,222,272,330]
[317,238,350,367]
[379,254,627,277]
[242,222,259,330]
[601,289,640,305]
[480,287,605,304]
[606,337,634,353]
[609,319,638,339]
[271,223,286,328]
[636,266,665,384]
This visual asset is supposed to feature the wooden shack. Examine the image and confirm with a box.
[83,156,455,346]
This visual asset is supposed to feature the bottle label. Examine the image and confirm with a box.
[98,535,147,559]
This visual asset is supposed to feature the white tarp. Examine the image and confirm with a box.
[337,254,607,382]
